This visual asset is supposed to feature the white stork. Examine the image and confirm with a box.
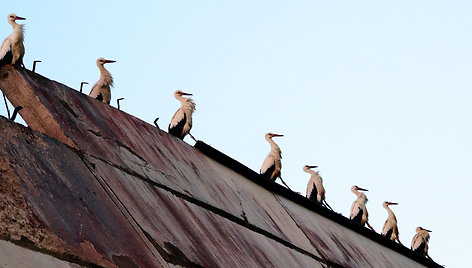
[411,227,432,259]
[0,14,26,67]
[304,165,332,209]
[381,201,402,245]
[350,185,375,231]
[89,58,115,104]
[168,90,196,141]
[259,133,291,190]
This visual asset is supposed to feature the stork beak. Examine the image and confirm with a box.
[272,134,284,137]
[308,165,318,169]
[104,60,116,64]
[358,187,368,191]
[425,229,432,232]
[181,92,193,96]
[388,202,398,205]
[15,16,26,21]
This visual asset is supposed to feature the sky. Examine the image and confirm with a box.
[2,1,472,266]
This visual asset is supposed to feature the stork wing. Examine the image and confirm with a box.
[315,174,326,201]
[88,83,99,97]
[382,220,395,238]
[0,38,13,65]
[411,234,426,252]
[260,154,276,179]
[307,181,319,203]
[169,108,185,129]
[306,180,314,198]
[0,38,11,59]
[350,201,364,223]
[168,108,187,139]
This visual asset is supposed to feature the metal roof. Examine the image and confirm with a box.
[0,65,442,267]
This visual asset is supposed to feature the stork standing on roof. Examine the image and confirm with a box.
[260,133,291,190]
[411,227,432,259]
[350,185,375,231]
[304,165,332,210]
[381,201,402,245]
[168,90,196,141]
[0,14,26,67]
[89,58,115,104]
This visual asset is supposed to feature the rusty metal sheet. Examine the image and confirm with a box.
[0,117,166,268]
[0,66,325,258]
[0,66,440,267]
[88,158,327,268]
[278,196,427,268]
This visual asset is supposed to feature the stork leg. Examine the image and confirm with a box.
[153,118,160,129]
[278,176,292,191]
[188,132,197,142]
[425,253,434,262]
[323,200,334,211]
[396,238,404,246]
[366,222,376,232]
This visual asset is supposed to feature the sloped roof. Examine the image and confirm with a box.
[0,65,441,267]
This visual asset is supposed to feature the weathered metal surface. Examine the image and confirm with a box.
[0,65,442,267]
[89,157,326,267]
[277,196,422,268]
[0,117,166,267]
[0,66,326,259]
[0,240,84,268]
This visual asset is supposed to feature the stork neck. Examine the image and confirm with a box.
[352,188,362,197]
[385,206,396,220]
[98,64,108,75]
[96,64,113,87]
[9,22,24,40]
[175,95,187,103]
[97,65,112,83]
[266,137,280,152]
[304,169,317,176]
[10,21,21,31]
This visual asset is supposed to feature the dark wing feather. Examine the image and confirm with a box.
[0,50,13,67]
[260,164,276,180]
[351,207,364,224]
[96,93,104,102]
[413,242,427,255]
[308,183,319,203]
[384,228,393,240]
[168,112,186,140]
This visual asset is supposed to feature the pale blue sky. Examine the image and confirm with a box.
[3,1,472,266]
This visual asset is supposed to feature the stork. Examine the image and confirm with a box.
[381,201,402,245]
[304,165,332,210]
[168,90,196,141]
[89,58,115,104]
[0,14,26,67]
[411,227,432,259]
[259,133,291,190]
[350,185,375,231]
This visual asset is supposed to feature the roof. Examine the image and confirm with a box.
[0,65,442,268]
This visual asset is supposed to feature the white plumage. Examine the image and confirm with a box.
[260,132,283,181]
[304,165,325,203]
[0,14,26,67]
[259,132,291,189]
[411,227,432,258]
[350,185,374,231]
[381,201,402,245]
[89,58,115,104]
[168,90,196,140]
